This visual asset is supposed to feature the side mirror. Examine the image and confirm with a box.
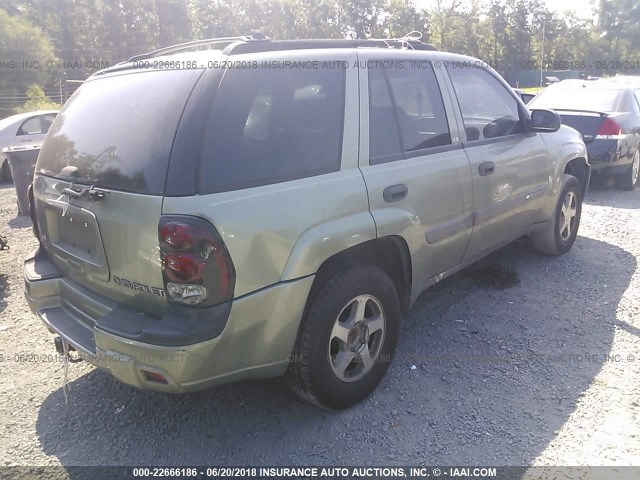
[530,109,561,133]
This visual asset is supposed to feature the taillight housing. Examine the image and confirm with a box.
[27,183,41,243]
[596,118,623,138]
[159,216,235,307]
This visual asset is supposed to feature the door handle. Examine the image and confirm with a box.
[383,184,408,203]
[478,162,495,176]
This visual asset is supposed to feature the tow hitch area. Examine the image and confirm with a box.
[54,336,84,403]
[53,336,83,363]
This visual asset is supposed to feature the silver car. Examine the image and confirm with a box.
[0,110,58,181]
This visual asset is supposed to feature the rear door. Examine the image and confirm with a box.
[33,68,205,316]
[358,52,474,293]
[443,63,552,259]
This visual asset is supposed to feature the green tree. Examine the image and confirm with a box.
[155,0,192,46]
[13,84,60,113]
[336,0,386,39]
[501,0,541,74]
[377,0,428,39]
[0,8,57,96]
[429,0,462,51]
[598,0,640,57]
[188,0,244,38]
[441,1,489,60]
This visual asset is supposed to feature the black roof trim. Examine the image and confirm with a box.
[223,38,438,55]
[127,36,252,62]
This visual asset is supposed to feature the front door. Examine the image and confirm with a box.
[442,63,552,259]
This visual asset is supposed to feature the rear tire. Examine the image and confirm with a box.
[286,264,400,409]
[0,161,11,183]
[614,149,639,191]
[532,174,582,256]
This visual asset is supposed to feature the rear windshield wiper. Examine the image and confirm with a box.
[62,184,109,202]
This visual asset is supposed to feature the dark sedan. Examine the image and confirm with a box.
[529,79,640,190]
[514,88,536,104]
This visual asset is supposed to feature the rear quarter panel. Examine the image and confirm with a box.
[162,171,374,297]
[162,49,375,297]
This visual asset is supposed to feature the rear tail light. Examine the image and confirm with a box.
[159,216,235,307]
[596,118,623,138]
[27,183,40,242]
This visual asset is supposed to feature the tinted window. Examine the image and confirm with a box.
[530,85,622,113]
[369,67,403,163]
[369,61,451,164]
[18,117,43,135]
[37,69,203,194]
[41,114,56,133]
[447,65,523,141]
[199,66,345,193]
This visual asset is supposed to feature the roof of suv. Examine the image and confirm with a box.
[91,33,451,76]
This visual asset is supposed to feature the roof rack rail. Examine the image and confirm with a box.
[127,32,271,62]
[223,38,437,55]
[223,32,436,55]
[124,31,436,63]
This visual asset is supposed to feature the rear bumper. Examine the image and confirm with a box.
[591,162,631,176]
[587,140,633,176]
[24,248,313,393]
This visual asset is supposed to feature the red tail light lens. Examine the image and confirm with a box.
[159,216,235,307]
[159,223,194,250]
[596,118,623,137]
[163,253,204,283]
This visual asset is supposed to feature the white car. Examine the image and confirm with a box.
[0,110,58,181]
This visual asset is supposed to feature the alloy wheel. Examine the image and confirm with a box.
[559,190,578,241]
[328,294,386,383]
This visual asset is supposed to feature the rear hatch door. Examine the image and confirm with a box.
[33,68,204,316]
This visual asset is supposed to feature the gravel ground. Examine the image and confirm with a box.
[0,179,639,472]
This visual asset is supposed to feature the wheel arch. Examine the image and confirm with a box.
[306,236,413,314]
[564,157,590,198]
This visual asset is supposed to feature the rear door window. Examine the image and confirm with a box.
[447,65,524,141]
[18,116,44,135]
[37,69,204,194]
[368,61,451,165]
[368,66,403,163]
[385,63,451,152]
[199,66,345,193]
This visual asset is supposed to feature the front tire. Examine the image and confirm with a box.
[532,174,582,256]
[286,264,400,409]
[614,149,639,191]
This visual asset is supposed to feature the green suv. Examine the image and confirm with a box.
[24,35,590,409]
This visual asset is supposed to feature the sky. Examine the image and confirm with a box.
[412,0,598,20]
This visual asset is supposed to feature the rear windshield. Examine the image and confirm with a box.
[530,86,622,113]
[37,69,203,194]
